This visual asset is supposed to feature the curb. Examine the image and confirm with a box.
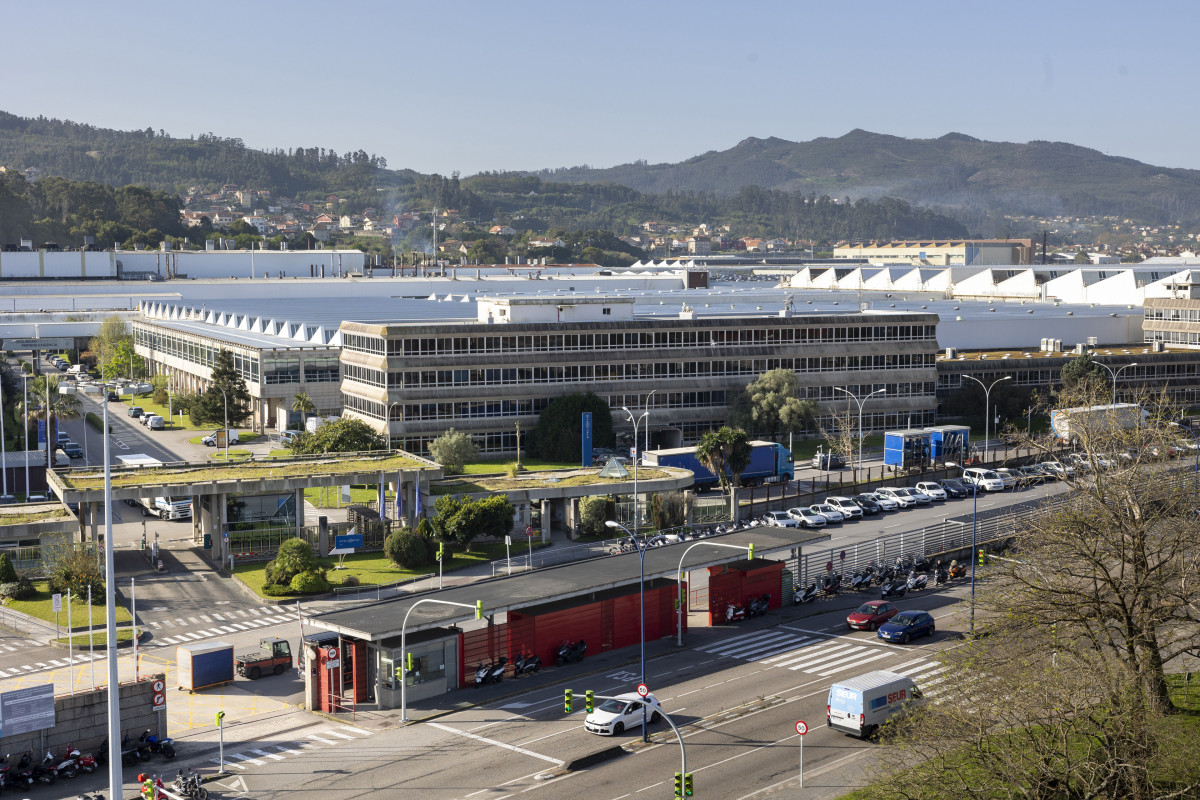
[48,628,148,650]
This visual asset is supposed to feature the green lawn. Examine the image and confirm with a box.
[232,539,549,600]
[461,457,581,475]
[6,580,133,625]
[56,627,140,646]
[210,449,253,461]
[304,484,396,507]
[127,399,197,431]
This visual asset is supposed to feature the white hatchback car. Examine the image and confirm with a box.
[825,496,864,518]
[876,487,919,508]
[762,510,800,528]
[786,507,827,528]
[808,503,844,523]
[914,482,947,501]
[584,692,663,735]
[864,491,900,511]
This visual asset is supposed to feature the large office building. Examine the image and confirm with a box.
[832,239,1034,266]
[339,296,940,456]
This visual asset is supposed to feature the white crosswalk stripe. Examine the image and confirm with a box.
[696,626,933,677]
[208,727,371,774]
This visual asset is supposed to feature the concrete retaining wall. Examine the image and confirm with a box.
[0,673,164,757]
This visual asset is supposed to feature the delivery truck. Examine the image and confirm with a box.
[1049,403,1147,442]
[827,670,921,738]
[177,641,235,692]
[641,440,794,489]
[115,454,191,519]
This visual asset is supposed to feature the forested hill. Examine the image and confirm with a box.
[0,111,417,203]
[535,130,1200,227]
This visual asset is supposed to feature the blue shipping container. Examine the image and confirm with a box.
[883,430,932,469]
[177,641,235,691]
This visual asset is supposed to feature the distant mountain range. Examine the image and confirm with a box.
[534,130,1200,229]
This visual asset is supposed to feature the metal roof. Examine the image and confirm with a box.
[305,525,828,642]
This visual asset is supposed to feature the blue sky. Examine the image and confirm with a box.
[3,1,1196,175]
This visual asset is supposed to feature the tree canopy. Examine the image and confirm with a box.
[430,494,515,551]
[286,418,386,455]
[528,392,614,461]
[190,349,252,428]
[729,369,817,438]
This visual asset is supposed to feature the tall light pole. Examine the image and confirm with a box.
[969,473,979,637]
[962,375,1011,463]
[1095,361,1139,405]
[101,391,122,800]
[621,406,649,536]
[606,520,649,742]
[832,386,886,477]
[22,375,30,498]
[675,541,753,646]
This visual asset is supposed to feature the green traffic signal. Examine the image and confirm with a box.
[684,773,694,796]
[747,543,755,560]
[585,690,594,713]
[673,772,683,798]
[978,548,987,566]
[564,689,573,714]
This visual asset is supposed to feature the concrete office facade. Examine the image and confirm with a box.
[340,297,940,456]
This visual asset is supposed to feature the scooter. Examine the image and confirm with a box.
[873,565,895,587]
[9,751,35,788]
[948,560,967,580]
[725,602,746,623]
[794,583,818,604]
[121,733,146,766]
[819,572,842,597]
[746,594,770,618]
[31,751,57,785]
[906,570,928,592]
[911,553,931,572]
[513,650,542,677]
[555,640,586,666]
[933,561,949,585]
[881,577,907,599]
[484,657,507,684]
[50,747,81,779]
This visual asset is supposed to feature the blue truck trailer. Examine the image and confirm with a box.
[642,440,794,488]
[177,641,235,692]
[883,429,932,471]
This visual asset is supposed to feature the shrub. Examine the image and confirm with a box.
[47,543,104,598]
[385,531,430,570]
[0,552,18,584]
[289,570,330,594]
[340,574,360,587]
[578,495,614,538]
[85,412,109,433]
[262,583,293,597]
[0,579,35,601]
[428,428,479,474]
[265,539,318,587]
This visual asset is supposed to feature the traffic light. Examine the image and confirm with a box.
[406,652,414,672]
[475,600,483,620]
[978,548,987,566]
[747,543,755,560]
[564,689,573,714]
[215,710,225,727]
[684,773,694,797]
[437,542,445,562]
[673,772,684,798]
[585,690,595,713]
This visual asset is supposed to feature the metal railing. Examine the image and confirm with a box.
[332,572,435,602]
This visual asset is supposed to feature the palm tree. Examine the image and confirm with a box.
[696,426,752,521]
[291,392,316,425]
[26,375,82,443]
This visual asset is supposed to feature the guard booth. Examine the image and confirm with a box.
[707,558,784,624]
[305,636,372,713]
[925,425,969,464]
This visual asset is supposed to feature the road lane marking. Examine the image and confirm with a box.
[427,722,563,765]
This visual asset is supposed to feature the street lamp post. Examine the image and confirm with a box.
[606,519,649,742]
[970,474,979,636]
[399,598,482,722]
[832,387,886,477]
[101,391,122,800]
[621,406,650,536]
[962,375,1011,463]
[1095,361,1139,405]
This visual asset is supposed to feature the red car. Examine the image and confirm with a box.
[847,600,899,631]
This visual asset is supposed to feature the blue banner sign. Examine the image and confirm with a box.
[334,534,364,549]
[581,412,593,467]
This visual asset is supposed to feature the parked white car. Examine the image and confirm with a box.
[808,503,845,523]
[787,507,828,528]
[762,510,800,528]
[864,491,900,511]
[824,496,864,518]
[875,487,919,508]
[962,467,1006,492]
[914,482,947,501]
[1039,461,1075,479]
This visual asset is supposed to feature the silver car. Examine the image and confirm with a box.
[787,507,828,528]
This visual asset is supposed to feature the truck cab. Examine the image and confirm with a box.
[236,637,293,679]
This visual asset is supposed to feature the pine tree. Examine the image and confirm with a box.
[193,349,252,426]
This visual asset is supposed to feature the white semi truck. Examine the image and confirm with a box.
[115,454,192,520]
[1049,403,1148,442]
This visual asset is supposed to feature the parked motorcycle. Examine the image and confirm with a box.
[31,751,57,785]
[881,576,907,599]
[911,553,931,572]
[948,560,967,580]
[555,640,586,666]
[905,570,928,592]
[50,747,81,779]
[173,767,208,800]
[873,565,895,587]
[140,730,175,760]
[933,561,949,586]
[819,572,842,597]
[0,752,31,789]
[725,602,746,623]
[746,594,771,618]
[794,582,818,604]
[513,650,542,677]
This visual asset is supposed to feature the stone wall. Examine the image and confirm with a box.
[0,674,164,757]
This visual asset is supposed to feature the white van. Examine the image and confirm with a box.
[962,467,1005,492]
[827,670,921,738]
[202,429,239,447]
[145,415,164,430]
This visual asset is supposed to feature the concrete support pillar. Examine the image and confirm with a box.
[217,492,228,568]
[685,491,695,527]
[318,515,329,555]
[295,488,304,538]
[192,494,202,544]
[539,498,550,543]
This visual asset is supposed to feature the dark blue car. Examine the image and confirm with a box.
[877,610,936,644]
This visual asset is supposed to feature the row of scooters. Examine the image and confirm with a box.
[724,593,772,623]
[794,556,969,604]
[473,640,588,687]
[0,729,176,790]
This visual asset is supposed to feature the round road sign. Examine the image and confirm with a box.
[795,720,808,736]
[636,683,649,697]
[152,679,164,693]
[326,647,339,660]
[825,560,834,572]
[839,550,846,561]
[152,692,165,708]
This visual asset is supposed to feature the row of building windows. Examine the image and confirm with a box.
[1147,331,1200,346]
[262,357,341,386]
[938,362,1200,392]
[342,324,939,357]
[135,326,259,383]
[343,354,935,391]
